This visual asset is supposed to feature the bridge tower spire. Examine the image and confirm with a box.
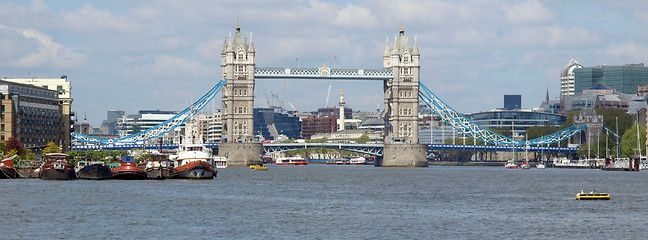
[220,20,263,166]
[379,24,427,167]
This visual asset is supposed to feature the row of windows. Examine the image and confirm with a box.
[399,107,414,116]
[234,88,248,96]
[233,121,248,135]
[398,122,414,137]
[235,107,248,114]
[398,90,414,98]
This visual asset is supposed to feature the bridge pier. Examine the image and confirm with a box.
[219,142,263,167]
[378,144,428,167]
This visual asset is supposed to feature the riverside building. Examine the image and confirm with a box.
[0,80,65,148]
[2,76,72,150]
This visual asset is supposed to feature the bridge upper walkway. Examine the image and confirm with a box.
[72,142,577,155]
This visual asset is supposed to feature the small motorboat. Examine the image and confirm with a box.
[504,160,517,169]
[576,189,610,200]
[250,165,268,171]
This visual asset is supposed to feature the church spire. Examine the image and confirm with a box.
[236,18,240,32]
[400,21,404,35]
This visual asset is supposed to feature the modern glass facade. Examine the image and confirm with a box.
[574,64,648,94]
[253,108,301,140]
[467,110,566,137]
[504,95,521,110]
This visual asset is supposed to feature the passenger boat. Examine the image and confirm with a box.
[275,156,308,165]
[0,155,18,179]
[576,189,610,200]
[349,157,366,165]
[111,156,147,180]
[76,158,112,180]
[40,153,76,180]
[144,154,174,180]
[172,143,216,179]
[213,156,227,169]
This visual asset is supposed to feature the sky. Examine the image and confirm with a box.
[2,0,648,126]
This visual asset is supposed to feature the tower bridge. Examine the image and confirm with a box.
[73,22,586,167]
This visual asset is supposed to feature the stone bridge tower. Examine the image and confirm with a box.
[219,22,262,166]
[379,25,427,167]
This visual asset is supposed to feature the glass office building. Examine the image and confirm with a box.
[574,63,648,94]
[466,110,566,138]
[253,108,301,140]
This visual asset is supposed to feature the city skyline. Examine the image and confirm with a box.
[2,1,648,126]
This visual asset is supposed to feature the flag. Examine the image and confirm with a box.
[296,56,300,61]
[333,56,337,62]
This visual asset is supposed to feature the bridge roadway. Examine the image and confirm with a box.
[72,142,577,155]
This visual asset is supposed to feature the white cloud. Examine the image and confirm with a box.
[603,43,648,63]
[126,55,214,78]
[333,4,379,29]
[61,4,139,33]
[504,0,555,25]
[2,26,86,68]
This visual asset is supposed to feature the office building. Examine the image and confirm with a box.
[0,80,65,148]
[561,59,583,96]
[301,115,337,139]
[466,109,566,138]
[504,95,521,110]
[2,76,72,150]
[253,108,301,140]
[574,63,648,94]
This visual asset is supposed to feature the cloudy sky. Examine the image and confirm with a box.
[2,0,648,126]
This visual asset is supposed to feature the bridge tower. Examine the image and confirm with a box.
[219,22,263,166]
[379,25,427,167]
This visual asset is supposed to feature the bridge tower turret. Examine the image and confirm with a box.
[219,21,263,166]
[383,24,421,144]
[379,24,427,167]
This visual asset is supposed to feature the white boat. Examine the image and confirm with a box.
[275,156,308,165]
[505,160,517,169]
[213,156,227,169]
[172,117,217,179]
[536,162,546,169]
[349,157,366,165]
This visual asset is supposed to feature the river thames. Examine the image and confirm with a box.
[2,165,647,239]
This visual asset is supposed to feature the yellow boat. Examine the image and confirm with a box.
[254,166,268,171]
[250,164,261,169]
[576,190,610,200]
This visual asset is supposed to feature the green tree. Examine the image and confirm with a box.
[354,134,371,144]
[620,123,646,158]
[43,142,61,154]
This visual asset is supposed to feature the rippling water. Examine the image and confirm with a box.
[2,165,647,239]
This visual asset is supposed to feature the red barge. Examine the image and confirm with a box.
[40,153,76,180]
[111,156,147,180]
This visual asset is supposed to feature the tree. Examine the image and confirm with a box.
[43,142,61,154]
[620,123,646,158]
[354,134,371,144]
[4,137,25,156]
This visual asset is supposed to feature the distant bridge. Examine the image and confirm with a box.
[71,142,577,155]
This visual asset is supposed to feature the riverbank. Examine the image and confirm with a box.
[429,161,506,167]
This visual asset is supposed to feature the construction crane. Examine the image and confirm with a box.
[325,84,332,108]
